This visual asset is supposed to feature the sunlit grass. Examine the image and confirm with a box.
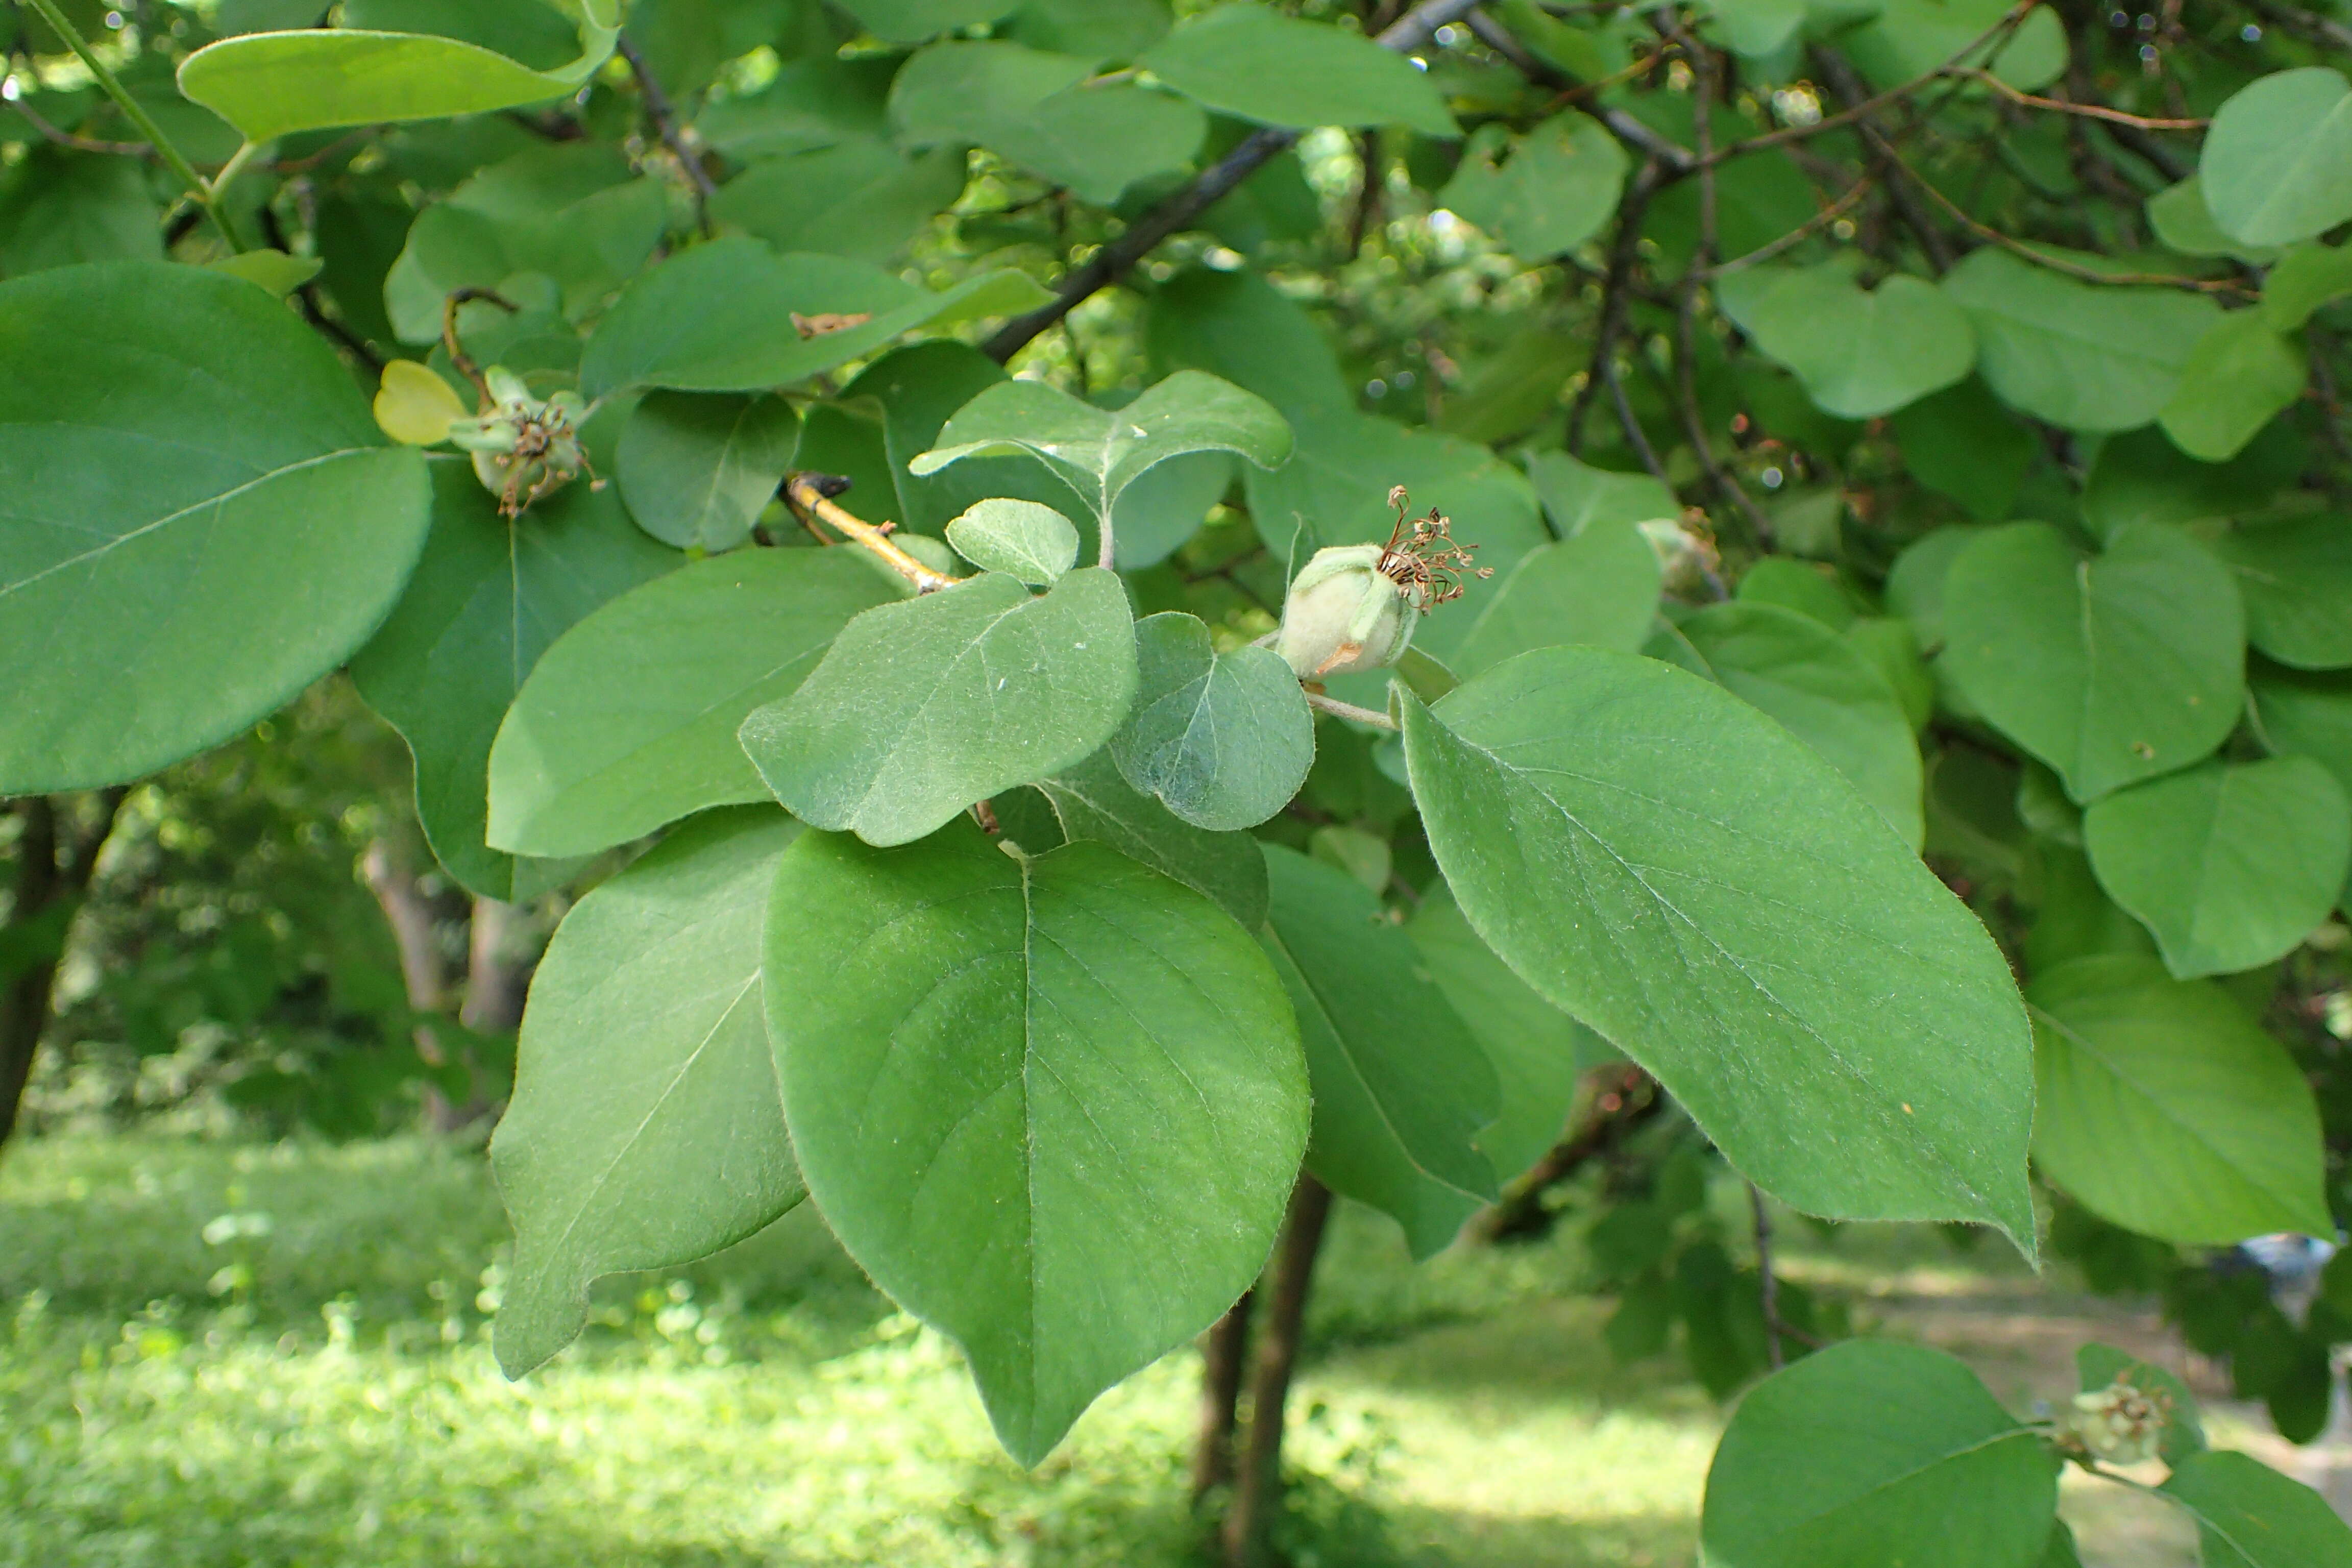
[1,1135,1713,1568]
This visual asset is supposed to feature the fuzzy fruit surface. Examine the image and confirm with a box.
[1275,544,1420,678]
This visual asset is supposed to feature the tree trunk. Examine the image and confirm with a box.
[452,895,528,1124]
[1222,1175,1334,1568]
[1,791,127,1148]
[361,833,461,1130]
[1192,1290,1256,1504]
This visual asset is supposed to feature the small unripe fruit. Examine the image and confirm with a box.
[1273,488,1492,679]
[446,368,593,517]
[2068,1379,2168,1465]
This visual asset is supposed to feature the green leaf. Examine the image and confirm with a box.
[1246,407,1550,671]
[1941,249,2220,432]
[1679,602,1925,849]
[763,819,1308,1464]
[1451,520,1663,677]
[492,807,805,1378]
[2211,507,2352,671]
[0,262,430,794]
[911,370,1291,534]
[580,238,1052,396]
[1408,886,1601,1185]
[352,461,677,898]
[1701,1340,2057,1568]
[831,0,1009,43]
[1717,266,1975,420]
[2262,241,2352,333]
[1438,113,1627,261]
[2157,312,2308,463]
[2080,425,2301,542]
[2200,68,2352,249]
[1525,449,1678,534]
[2164,1449,2352,1566]
[889,40,1206,205]
[1939,522,2244,803]
[487,548,899,859]
[2075,1343,2204,1467]
[1846,618,1934,732]
[710,139,968,266]
[1401,648,2036,1243]
[1259,845,1499,1258]
[2250,665,2352,824]
[1003,0,1171,59]
[614,391,799,553]
[2146,176,2282,265]
[2082,758,2349,977]
[1706,0,1805,57]
[2029,954,2332,1244]
[382,144,667,344]
[1845,0,2068,90]
[1110,613,1314,830]
[178,0,621,140]
[1141,264,1352,422]
[1138,4,1457,137]
[0,150,160,276]
[1739,558,1857,630]
[945,498,1081,585]
[207,247,325,299]
[740,569,1138,847]
[1032,749,1270,928]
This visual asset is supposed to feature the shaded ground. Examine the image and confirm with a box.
[1,1135,2341,1566]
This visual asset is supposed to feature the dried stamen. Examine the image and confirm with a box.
[1376,486,1493,610]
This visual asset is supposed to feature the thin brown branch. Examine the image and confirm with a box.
[1568,159,1663,456]
[5,90,148,154]
[617,32,716,235]
[1947,66,2207,129]
[1460,10,1695,169]
[1749,1182,1784,1370]
[1707,0,2039,170]
[1222,1176,1333,1568]
[984,0,1490,362]
[1810,47,1954,273]
[1192,1291,1254,1504]
[1703,179,1872,277]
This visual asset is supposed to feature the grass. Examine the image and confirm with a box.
[0,1134,1714,1568]
[5,1135,2338,1567]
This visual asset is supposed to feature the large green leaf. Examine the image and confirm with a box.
[739,569,1138,846]
[1002,0,1171,59]
[1438,113,1627,261]
[1679,602,1925,849]
[2211,508,2352,671]
[2028,954,2332,1245]
[1451,519,1662,677]
[2262,240,2352,333]
[2162,1450,2352,1568]
[0,262,430,794]
[832,0,1009,42]
[2082,758,2349,977]
[178,0,621,140]
[889,40,1205,204]
[1407,887,1599,1186]
[2200,69,2352,249]
[579,239,1051,396]
[2158,312,2309,463]
[710,139,968,266]
[614,391,800,553]
[1110,612,1314,830]
[487,548,900,859]
[351,461,677,898]
[1259,845,1498,1258]
[1401,648,2036,1243]
[1702,1340,2057,1568]
[1717,266,1975,420]
[492,808,804,1378]
[1525,450,1678,534]
[1844,0,2068,91]
[910,371,1291,542]
[764,820,1308,1464]
[2251,665,2352,825]
[381,143,666,344]
[0,149,160,276]
[1941,249,2220,432]
[2147,175,2282,265]
[1032,749,1270,928]
[1137,4,1456,137]
[1939,522,2244,803]
[1140,264,1352,422]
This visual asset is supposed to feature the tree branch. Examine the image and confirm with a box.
[1459,9,1695,169]
[1222,1175,1333,1568]
[617,32,716,235]
[1810,46,1955,273]
[1749,1181,1784,1371]
[786,473,962,593]
[984,0,1491,363]
[1567,159,1662,455]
